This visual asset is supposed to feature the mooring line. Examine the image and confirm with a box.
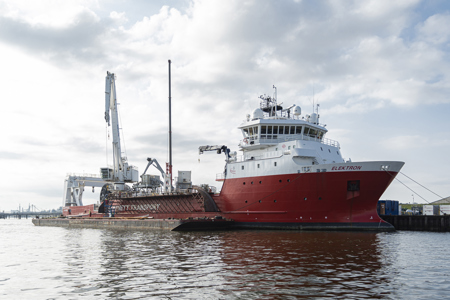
[399,171,443,199]
[385,170,430,203]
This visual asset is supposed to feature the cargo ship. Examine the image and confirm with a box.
[61,63,403,231]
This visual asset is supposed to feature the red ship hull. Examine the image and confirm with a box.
[213,170,398,230]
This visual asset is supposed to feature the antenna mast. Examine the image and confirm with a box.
[168,60,173,192]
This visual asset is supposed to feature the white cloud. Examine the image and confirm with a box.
[383,135,423,150]
[1,0,98,27]
[416,12,450,45]
[109,11,128,25]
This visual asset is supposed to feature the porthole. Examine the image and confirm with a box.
[251,181,254,184]
[245,200,248,203]
[304,197,307,200]
[259,181,262,184]
[279,179,282,183]
[319,197,322,200]
[274,199,277,203]
[287,179,291,182]
[259,200,262,203]
[243,182,246,185]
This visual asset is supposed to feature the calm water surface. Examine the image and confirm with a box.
[1,219,449,299]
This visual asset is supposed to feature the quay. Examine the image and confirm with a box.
[381,215,450,232]
[32,217,235,231]
[30,215,450,232]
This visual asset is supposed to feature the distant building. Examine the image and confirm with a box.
[431,197,450,205]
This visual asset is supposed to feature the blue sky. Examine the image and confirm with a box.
[1,0,449,211]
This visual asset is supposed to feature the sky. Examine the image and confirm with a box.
[1,0,449,212]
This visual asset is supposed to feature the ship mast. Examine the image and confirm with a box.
[167,60,173,192]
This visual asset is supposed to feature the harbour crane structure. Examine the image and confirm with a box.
[101,71,139,190]
[63,71,140,207]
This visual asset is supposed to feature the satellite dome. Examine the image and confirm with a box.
[310,113,318,124]
[293,106,301,116]
[252,108,264,120]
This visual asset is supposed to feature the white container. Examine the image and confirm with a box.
[423,205,439,215]
[439,205,450,215]
[178,171,191,183]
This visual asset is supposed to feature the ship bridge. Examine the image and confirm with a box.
[238,96,339,151]
[238,118,341,150]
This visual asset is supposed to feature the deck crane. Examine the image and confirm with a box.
[102,71,138,190]
[199,145,231,159]
[198,145,232,181]
[140,157,170,191]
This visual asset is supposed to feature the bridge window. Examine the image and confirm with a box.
[261,126,267,139]
[243,126,259,143]
[296,126,302,134]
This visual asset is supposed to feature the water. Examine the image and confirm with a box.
[1,219,449,299]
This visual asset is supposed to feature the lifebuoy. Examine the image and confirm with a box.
[243,138,248,144]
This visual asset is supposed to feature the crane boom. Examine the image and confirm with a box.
[199,145,231,158]
[103,71,138,189]
[141,157,170,191]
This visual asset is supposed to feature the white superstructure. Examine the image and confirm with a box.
[221,88,401,180]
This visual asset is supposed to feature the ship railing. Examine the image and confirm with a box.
[216,173,225,180]
[241,134,340,148]
[66,172,102,178]
[233,151,282,163]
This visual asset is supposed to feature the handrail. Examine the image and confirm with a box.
[240,134,340,148]
[66,173,102,178]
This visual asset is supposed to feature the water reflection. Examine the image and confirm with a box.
[58,229,393,299]
[217,231,388,299]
